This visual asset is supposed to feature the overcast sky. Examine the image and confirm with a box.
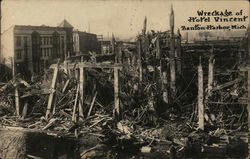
[2,0,249,39]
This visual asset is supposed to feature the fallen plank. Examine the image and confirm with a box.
[87,91,98,117]
[62,79,70,93]
[72,84,80,122]
[212,78,241,92]
[45,62,59,120]
[42,118,58,131]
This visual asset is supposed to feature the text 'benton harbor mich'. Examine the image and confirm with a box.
[181,24,247,31]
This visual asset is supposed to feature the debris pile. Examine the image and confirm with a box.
[0,58,248,158]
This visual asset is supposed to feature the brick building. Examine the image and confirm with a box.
[58,19,74,56]
[73,30,101,55]
[1,20,74,76]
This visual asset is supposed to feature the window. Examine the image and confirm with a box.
[42,48,44,57]
[24,48,28,59]
[23,37,28,46]
[16,36,21,46]
[43,37,45,45]
[16,50,22,59]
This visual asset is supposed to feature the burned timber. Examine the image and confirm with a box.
[0,6,250,159]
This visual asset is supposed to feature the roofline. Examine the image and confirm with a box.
[14,25,67,30]
[73,30,97,35]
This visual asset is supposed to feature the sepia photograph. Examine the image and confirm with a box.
[0,0,249,158]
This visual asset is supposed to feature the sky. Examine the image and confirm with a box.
[2,0,249,40]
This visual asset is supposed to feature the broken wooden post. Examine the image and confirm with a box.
[198,58,204,130]
[45,63,59,120]
[78,67,85,119]
[63,60,69,76]
[11,57,15,78]
[11,57,20,116]
[142,16,147,35]
[176,29,182,75]
[169,5,176,96]
[207,46,214,95]
[162,71,168,104]
[114,68,120,119]
[14,84,20,116]
[21,102,28,120]
[138,37,143,81]
[156,35,162,77]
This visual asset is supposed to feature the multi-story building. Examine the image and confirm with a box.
[73,30,101,55]
[58,19,74,56]
[1,19,74,76]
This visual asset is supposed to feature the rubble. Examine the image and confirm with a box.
[0,27,249,158]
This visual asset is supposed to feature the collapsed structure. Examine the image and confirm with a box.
[0,6,250,159]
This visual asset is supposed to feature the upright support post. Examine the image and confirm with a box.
[114,68,120,119]
[176,29,182,75]
[11,57,20,116]
[11,57,15,78]
[169,4,176,96]
[198,58,204,130]
[207,53,214,95]
[14,85,20,116]
[78,67,85,118]
[45,64,59,120]
[138,38,143,81]
[21,102,28,119]
[156,36,162,77]
[170,51,176,96]
[162,71,168,104]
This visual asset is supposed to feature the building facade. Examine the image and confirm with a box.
[73,30,101,55]
[58,19,74,56]
[1,20,74,76]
